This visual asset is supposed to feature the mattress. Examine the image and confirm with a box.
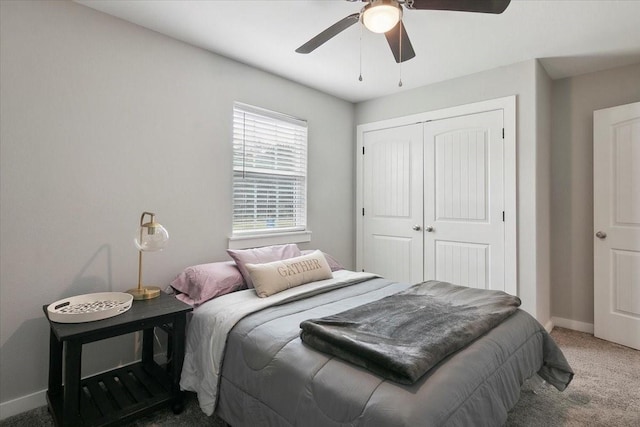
[191,274,573,426]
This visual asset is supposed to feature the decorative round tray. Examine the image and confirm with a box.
[47,292,133,323]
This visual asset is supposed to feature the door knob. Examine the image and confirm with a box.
[425,226,434,232]
[412,225,421,231]
[595,231,607,239]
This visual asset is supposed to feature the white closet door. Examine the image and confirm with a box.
[424,110,505,291]
[594,101,640,350]
[363,124,424,284]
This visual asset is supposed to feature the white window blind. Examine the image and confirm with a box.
[232,103,308,235]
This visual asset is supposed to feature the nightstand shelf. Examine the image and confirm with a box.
[47,361,174,427]
[43,292,192,427]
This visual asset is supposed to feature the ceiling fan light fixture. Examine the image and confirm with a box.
[362,0,402,34]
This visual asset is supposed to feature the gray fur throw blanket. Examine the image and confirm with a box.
[300,280,523,384]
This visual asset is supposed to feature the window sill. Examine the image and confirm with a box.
[228,230,312,250]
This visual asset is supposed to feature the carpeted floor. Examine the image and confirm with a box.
[2,327,638,426]
[505,327,640,426]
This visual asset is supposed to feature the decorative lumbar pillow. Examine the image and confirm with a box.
[227,244,302,289]
[245,250,333,298]
[170,261,246,306]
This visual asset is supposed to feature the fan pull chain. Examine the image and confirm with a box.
[358,20,363,82]
[398,20,403,87]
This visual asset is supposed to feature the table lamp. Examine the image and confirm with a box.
[127,211,169,300]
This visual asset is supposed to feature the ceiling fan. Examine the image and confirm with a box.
[296,0,511,63]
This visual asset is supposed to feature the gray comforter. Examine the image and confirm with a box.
[299,280,524,385]
[216,277,573,426]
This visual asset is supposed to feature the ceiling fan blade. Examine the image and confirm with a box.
[296,13,360,54]
[406,0,511,14]
[385,21,416,63]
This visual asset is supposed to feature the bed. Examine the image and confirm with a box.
[178,268,573,427]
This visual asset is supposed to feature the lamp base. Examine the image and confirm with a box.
[126,286,161,300]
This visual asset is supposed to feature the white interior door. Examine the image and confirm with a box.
[363,124,424,284]
[594,101,640,350]
[424,110,505,291]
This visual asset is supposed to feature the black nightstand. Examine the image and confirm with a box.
[43,292,193,427]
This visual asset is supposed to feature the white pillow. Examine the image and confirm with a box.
[245,250,333,298]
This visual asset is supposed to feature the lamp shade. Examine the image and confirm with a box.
[362,0,402,34]
[135,220,169,252]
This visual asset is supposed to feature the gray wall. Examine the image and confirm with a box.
[535,60,553,326]
[355,60,549,322]
[0,0,354,408]
[550,63,640,324]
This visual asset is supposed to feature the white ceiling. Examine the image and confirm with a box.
[76,0,640,103]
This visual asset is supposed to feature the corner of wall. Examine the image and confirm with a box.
[534,60,553,325]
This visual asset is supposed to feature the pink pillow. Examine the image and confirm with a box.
[227,244,302,288]
[301,250,344,272]
[170,261,245,306]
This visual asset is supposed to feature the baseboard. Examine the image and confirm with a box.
[0,389,46,420]
[543,319,554,333]
[551,316,594,334]
[0,352,169,420]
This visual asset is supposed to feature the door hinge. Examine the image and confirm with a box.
[502,128,505,139]
[502,211,505,222]
[362,146,365,155]
[362,208,365,216]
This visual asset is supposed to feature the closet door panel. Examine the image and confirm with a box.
[363,124,424,284]
[435,129,487,221]
[424,110,505,291]
[435,241,489,289]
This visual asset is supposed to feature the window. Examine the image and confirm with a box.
[231,103,308,241]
